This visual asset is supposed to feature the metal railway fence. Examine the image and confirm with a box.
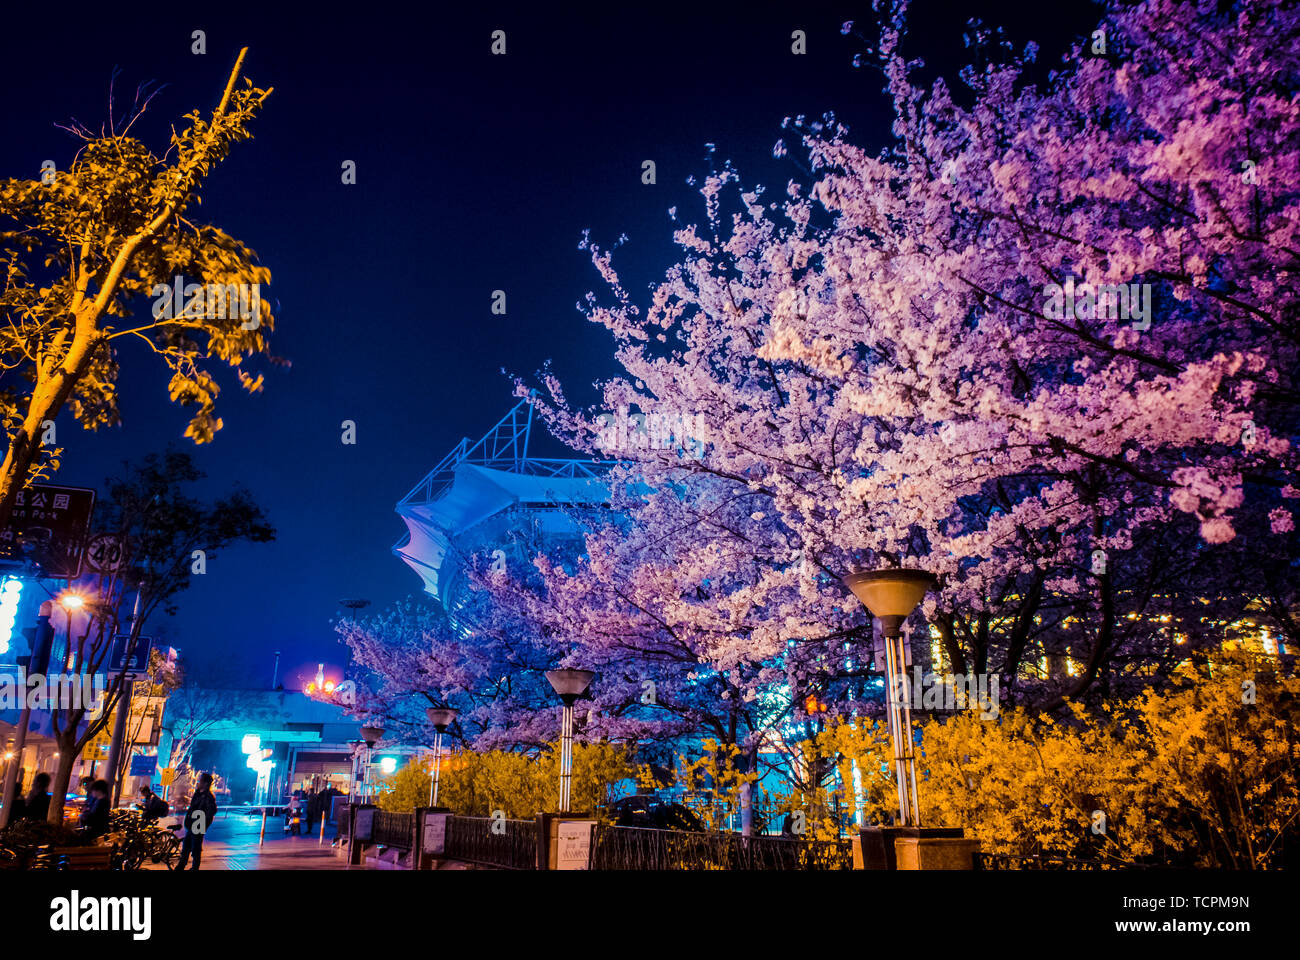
[975,852,1150,870]
[444,815,539,869]
[345,810,1145,871]
[371,810,415,850]
[591,825,852,870]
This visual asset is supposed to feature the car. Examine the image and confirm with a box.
[607,795,704,831]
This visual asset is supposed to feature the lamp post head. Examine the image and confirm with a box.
[426,707,458,732]
[842,568,936,635]
[546,668,595,706]
[360,725,385,747]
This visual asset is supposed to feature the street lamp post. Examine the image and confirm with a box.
[360,726,384,800]
[842,568,936,828]
[545,669,594,813]
[425,707,457,808]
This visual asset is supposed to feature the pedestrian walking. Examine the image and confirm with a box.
[178,772,218,870]
[78,780,110,839]
[6,768,27,822]
[22,772,51,822]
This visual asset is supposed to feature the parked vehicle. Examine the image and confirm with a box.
[607,795,705,831]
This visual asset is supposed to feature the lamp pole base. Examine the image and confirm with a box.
[854,826,976,870]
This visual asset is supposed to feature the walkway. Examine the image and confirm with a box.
[144,810,365,870]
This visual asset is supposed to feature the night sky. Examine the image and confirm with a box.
[0,2,1097,688]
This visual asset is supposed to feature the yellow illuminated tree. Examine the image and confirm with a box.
[802,645,1299,868]
[375,741,633,819]
[0,48,276,528]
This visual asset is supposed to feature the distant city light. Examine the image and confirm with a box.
[241,734,261,755]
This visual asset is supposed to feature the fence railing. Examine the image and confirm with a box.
[372,810,415,850]
[976,852,1149,870]
[591,825,853,870]
[349,809,851,870]
[444,815,538,870]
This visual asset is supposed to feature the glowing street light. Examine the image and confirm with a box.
[545,669,594,813]
[55,591,86,671]
[842,568,936,828]
[360,726,384,799]
[425,707,458,808]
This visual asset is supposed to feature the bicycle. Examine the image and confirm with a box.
[105,810,181,870]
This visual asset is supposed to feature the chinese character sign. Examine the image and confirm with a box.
[0,484,96,578]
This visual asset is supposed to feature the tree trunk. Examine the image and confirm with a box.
[46,733,78,824]
[0,332,102,530]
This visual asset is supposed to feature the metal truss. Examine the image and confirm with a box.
[397,398,614,508]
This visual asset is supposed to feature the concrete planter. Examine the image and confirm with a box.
[893,836,981,870]
[854,826,973,870]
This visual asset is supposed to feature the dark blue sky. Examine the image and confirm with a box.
[0,2,1097,688]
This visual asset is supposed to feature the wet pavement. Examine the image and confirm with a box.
[145,811,363,870]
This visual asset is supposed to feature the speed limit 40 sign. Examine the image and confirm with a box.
[83,534,125,574]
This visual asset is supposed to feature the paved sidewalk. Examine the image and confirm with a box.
[146,811,367,870]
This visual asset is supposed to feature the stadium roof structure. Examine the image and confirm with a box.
[393,398,615,609]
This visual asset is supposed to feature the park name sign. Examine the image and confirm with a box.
[0,484,96,578]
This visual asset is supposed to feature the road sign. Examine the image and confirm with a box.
[129,755,158,777]
[0,484,96,578]
[109,635,152,679]
[83,533,125,574]
[159,767,175,786]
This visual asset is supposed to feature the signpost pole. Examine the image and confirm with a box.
[105,680,133,807]
[106,590,145,807]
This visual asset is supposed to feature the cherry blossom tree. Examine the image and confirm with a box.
[531,0,1300,712]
